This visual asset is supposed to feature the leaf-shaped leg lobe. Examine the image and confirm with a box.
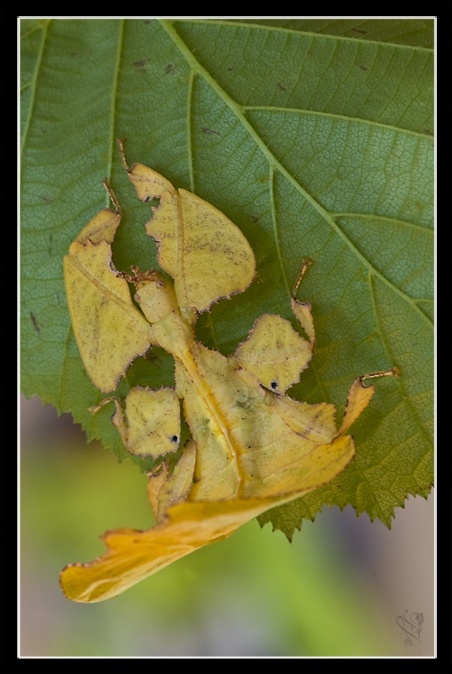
[153,439,197,521]
[337,368,400,436]
[174,190,256,313]
[113,387,181,458]
[235,314,312,394]
[121,141,256,314]
[64,240,152,392]
[73,204,121,246]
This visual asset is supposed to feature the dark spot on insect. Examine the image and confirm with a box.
[270,380,278,390]
[201,127,220,136]
[164,63,174,74]
[359,65,368,71]
[30,312,40,335]
[277,82,286,91]
[170,435,179,444]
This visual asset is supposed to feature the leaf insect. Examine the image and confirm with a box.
[61,141,398,602]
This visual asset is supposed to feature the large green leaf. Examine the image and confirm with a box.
[20,19,433,537]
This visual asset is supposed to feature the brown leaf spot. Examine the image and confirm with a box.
[30,312,40,335]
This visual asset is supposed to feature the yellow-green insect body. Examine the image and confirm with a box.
[61,143,397,603]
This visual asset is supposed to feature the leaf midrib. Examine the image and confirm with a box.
[105,19,125,203]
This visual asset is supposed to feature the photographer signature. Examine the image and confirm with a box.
[396,610,424,645]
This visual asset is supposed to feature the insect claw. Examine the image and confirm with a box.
[359,367,400,387]
[102,180,121,214]
[117,138,130,173]
[292,257,313,297]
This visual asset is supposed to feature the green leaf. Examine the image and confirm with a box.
[20,19,433,534]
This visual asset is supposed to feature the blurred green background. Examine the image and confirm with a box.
[20,395,434,657]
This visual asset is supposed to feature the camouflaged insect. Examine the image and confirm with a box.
[61,141,397,602]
